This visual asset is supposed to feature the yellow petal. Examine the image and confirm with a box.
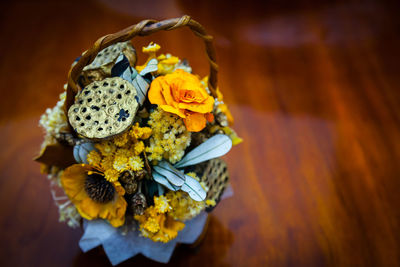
[184,113,207,132]
[162,79,181,108]
[178,96,214,113]
[78,197,102,220]
[148,78,167,105]
[61,164,91,200]
[159,104,186,118]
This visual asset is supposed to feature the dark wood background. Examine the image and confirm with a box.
[1,0,400,266]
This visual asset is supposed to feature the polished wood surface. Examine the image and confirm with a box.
[1,0,400,266]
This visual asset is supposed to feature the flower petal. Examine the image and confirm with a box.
[148,78,167,105]
[184,112,207,132]
[61,164,91,200]
[178,95,214,113]
[159,104,186,118]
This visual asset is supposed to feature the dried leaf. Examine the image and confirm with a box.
[73,142,96,164]
[132,75,149,105]
[181,174,207,201]
[111,54,138,83]
[153,160,185,186]
[139,58,158,76]
[152,171,180,191]
[34,143,76,169]
[175,134,232,168]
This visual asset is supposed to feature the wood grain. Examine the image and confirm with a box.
[1,0,400,266]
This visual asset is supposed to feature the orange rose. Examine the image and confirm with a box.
[148,69,215,132]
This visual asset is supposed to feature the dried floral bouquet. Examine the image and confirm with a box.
[36,16,241,245]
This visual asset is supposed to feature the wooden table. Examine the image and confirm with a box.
[1,0,400,266]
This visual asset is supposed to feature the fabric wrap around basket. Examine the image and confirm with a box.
[79,187,233,265]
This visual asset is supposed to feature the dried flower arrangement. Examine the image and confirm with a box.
[35,15,241,262]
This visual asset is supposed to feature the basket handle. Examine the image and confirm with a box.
[64,15,218,113]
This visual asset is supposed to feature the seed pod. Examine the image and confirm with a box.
[84,173,116,203]
[68,77,138,140]
[124,181,138,195]
[120,171,134,184]
[130,192,147,215]
[78,42,137,87]
[134,169,147,180]
[197,158,229,212]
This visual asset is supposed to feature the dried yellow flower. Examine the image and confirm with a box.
[86,150,102,168]
[104,169,120,182]
[128,156,144,171]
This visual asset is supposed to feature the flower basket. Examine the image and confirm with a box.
[35,15,241,265]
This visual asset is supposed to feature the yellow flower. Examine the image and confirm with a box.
[148,69,215,132]
[113,154,129,172]
[86,150,102,168]
[133,141,145,155]
[136,42,160,73]
[146,108,191,164]
[166,191,205,221]
[154,195,170,213]
[130,123,152,140]
[101,155,114,170]
[157,54,179,75]
[104,169,120,182]
[61,164,127,227]
[95,141,116,156]
[142,42,160,54]
[143,217,160,233]
[134,196,185,243]
[128,156,144,171]
[114,148,135,159]
[113,132,130,147]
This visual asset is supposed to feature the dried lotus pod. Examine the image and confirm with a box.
[68,77,138,140]
[79,42,137,87]
[197,158,229,212]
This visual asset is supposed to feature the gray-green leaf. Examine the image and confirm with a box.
[181,174,207,201]
[175,134,232,168]
[153,160,186,186]
[73,142,95,164]
[152,171,180,191]
[140,58,158,76]
[132,75,149,105]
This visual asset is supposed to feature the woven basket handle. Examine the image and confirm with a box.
[65,15,218,112]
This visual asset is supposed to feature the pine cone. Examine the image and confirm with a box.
[120,171,134,184]
[124,181,138,194]
[84,174,116,203]
[130,192,147,215]
[134,169,147,180]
